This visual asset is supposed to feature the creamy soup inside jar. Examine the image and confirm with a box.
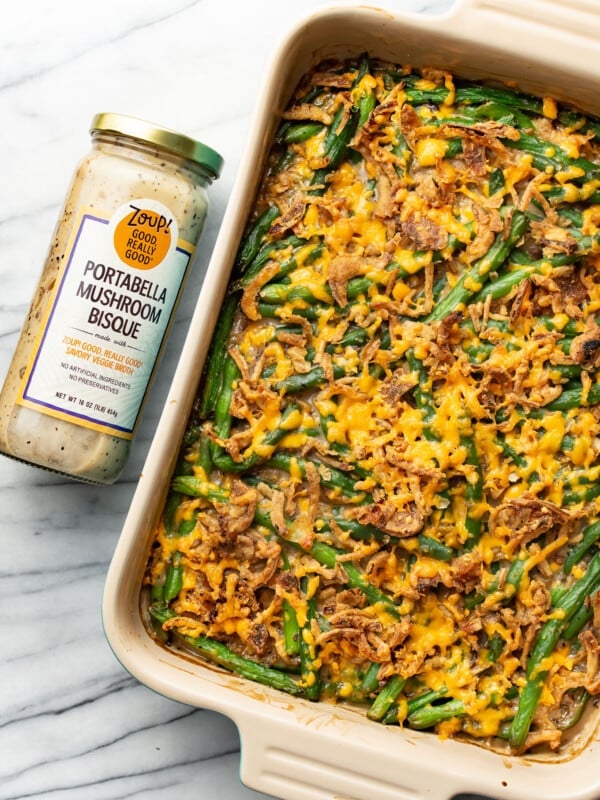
[0,113,222,484]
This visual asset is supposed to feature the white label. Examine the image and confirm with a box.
[20,199,193,438]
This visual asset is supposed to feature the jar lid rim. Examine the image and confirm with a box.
[90,112,223,179]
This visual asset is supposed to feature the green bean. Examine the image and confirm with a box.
[171,475,230,504]
[274,322,305,338]
[495,436,527,469]
[563,520,600,574]
[236,234,308,287]
[456,85,542,114]
[563,465,600,490]
[321,509,456,560]
[460,317,509,333]
[508,248,534,266]
[310,105,361,191]
[546,564,600,637]
[357,84,376,129]
[545,380,600,412]
[335,325,371,349]
[237,205,281,269]
[558,110,600,140]
[407,697,466,729]
[444,137,463,158]
[504,555,527,598]
[561,212,599,247]
[403,85,448,106]
[182,422,203,449]
[558,207,583,227]
[471,266,534,304]
[488,167,505,196]
[163,551,183,603]
[464,342,495,364]
[298,580,321,700]
[213,354,240,437]
[496,721,512,741]
[198,292,239,418]
[506,131,600,182]
[488,632,505,662]
[562,602,594,641]
[563,484,600,506]
[275,364,346,395]
[426,210,528,322]
[391,127,410,176]
[164,491,184,536]
[261,268,401,308]
[259,284,372,321]
[406,350,437,436]
[150,605,304,696]
[318,514,388,544]
[346,275,375,301]
[283,600,300,656]
[463,591,484,611]
[308,541,401,618]
[345,562,401,614]
[397,78,542,116]
[557,689,589,731]
[194,434,213,475]
[509,552,600,748]
[550,585,568,606]
[367,675,407,720]
[292,84,324,107]
[537,315,581,336]
[560,434,576,452]
[180,518,198,537]
[260,283,326,305]
[270,149,295,176]
[551,364,581,381]
[361,661,381,693]
[463,435,483,545]
[408,686,449,715]
[212,404,306,472]
[465,553,526,610]
[417,535,456,562]
[543,185,600,205]
[381,686,450,725]
[150,582,165,604]
[280,122,325,144]
[258,302,320,321]
[470,101,534,131]
[353,54,377,129]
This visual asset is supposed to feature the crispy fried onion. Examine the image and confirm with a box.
[316,608,411,663]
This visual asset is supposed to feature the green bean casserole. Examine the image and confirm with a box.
[145,57,600,754]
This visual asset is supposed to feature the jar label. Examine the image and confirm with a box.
[18,199,194,439]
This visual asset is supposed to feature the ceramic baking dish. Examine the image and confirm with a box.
[102,1,600,797]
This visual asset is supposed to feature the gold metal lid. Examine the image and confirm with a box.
[90,112,223,179]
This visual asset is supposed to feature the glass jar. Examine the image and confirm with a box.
[0,112,223,484]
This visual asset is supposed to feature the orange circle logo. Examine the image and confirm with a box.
[113,206,172,270]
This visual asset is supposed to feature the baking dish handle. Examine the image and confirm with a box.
[452,0,600,41]
[237,716,465,800]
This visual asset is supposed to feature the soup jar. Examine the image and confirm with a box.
[0,112,223,483]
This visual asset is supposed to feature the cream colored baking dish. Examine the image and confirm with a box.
[102,1,600,797]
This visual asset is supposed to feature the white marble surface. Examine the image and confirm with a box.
[0,1,491,798]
